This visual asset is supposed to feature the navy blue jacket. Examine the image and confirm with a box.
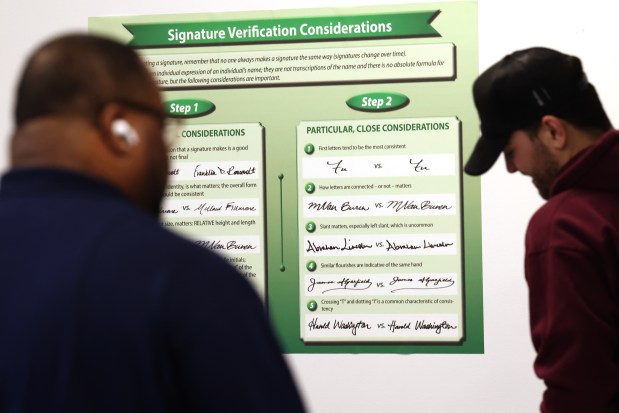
[0,168,305,413]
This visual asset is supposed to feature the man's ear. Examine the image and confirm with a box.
[97,103,136,154]
[539,115,568,150]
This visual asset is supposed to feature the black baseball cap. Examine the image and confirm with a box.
[464,47,597,176]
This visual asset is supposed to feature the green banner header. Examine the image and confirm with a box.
[125,11,440,47]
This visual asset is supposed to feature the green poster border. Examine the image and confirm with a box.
[90,0,483,354]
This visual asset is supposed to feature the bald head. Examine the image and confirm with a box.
[16,34,154,127]
[11,34,170,216]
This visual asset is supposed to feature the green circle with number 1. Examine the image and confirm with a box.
[304,143,315,155]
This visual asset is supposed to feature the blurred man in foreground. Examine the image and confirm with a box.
[465,47,619,412]
[0,33,305,413]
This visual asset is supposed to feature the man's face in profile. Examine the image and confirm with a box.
[503,130,561,200]
[125,75,171,215]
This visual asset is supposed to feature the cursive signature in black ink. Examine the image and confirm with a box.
[306,238,373,253]
[332,319,371,336]
[308,317,331,331]
[410,158,430,172]
[194,165,217,177]
[386,200,452,212]
[218,166,256,176]
[322,277,373,293]
[327,160,348,174]
[423,240,454,249]
[388,320,412,333]
[389,275,455,293]
[194,203,222,215]
[414,320,457,335]
[385,240,421,252]
[307,278,335,293]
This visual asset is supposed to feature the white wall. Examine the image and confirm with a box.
[1,1,617,412]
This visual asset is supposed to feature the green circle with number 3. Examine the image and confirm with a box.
[305,221,316,233]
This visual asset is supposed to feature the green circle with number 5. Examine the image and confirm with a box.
[307,300,318,311]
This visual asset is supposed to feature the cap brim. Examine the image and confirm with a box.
[464,134,510,176]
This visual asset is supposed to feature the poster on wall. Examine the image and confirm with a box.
[90,0,483,353]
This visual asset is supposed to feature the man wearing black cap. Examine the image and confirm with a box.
[465,48,619,413]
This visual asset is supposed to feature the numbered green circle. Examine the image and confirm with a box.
[305,182,315,194]
[305,221,316,233]
[307,300,318,311]
[304,143,315,155]
[306,260,317,272]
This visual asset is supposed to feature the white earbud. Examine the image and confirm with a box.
[111,119,139,147]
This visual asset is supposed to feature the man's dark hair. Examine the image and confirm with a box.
[15,34,152,126]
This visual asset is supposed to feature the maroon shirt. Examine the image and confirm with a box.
[526,130,619,412]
